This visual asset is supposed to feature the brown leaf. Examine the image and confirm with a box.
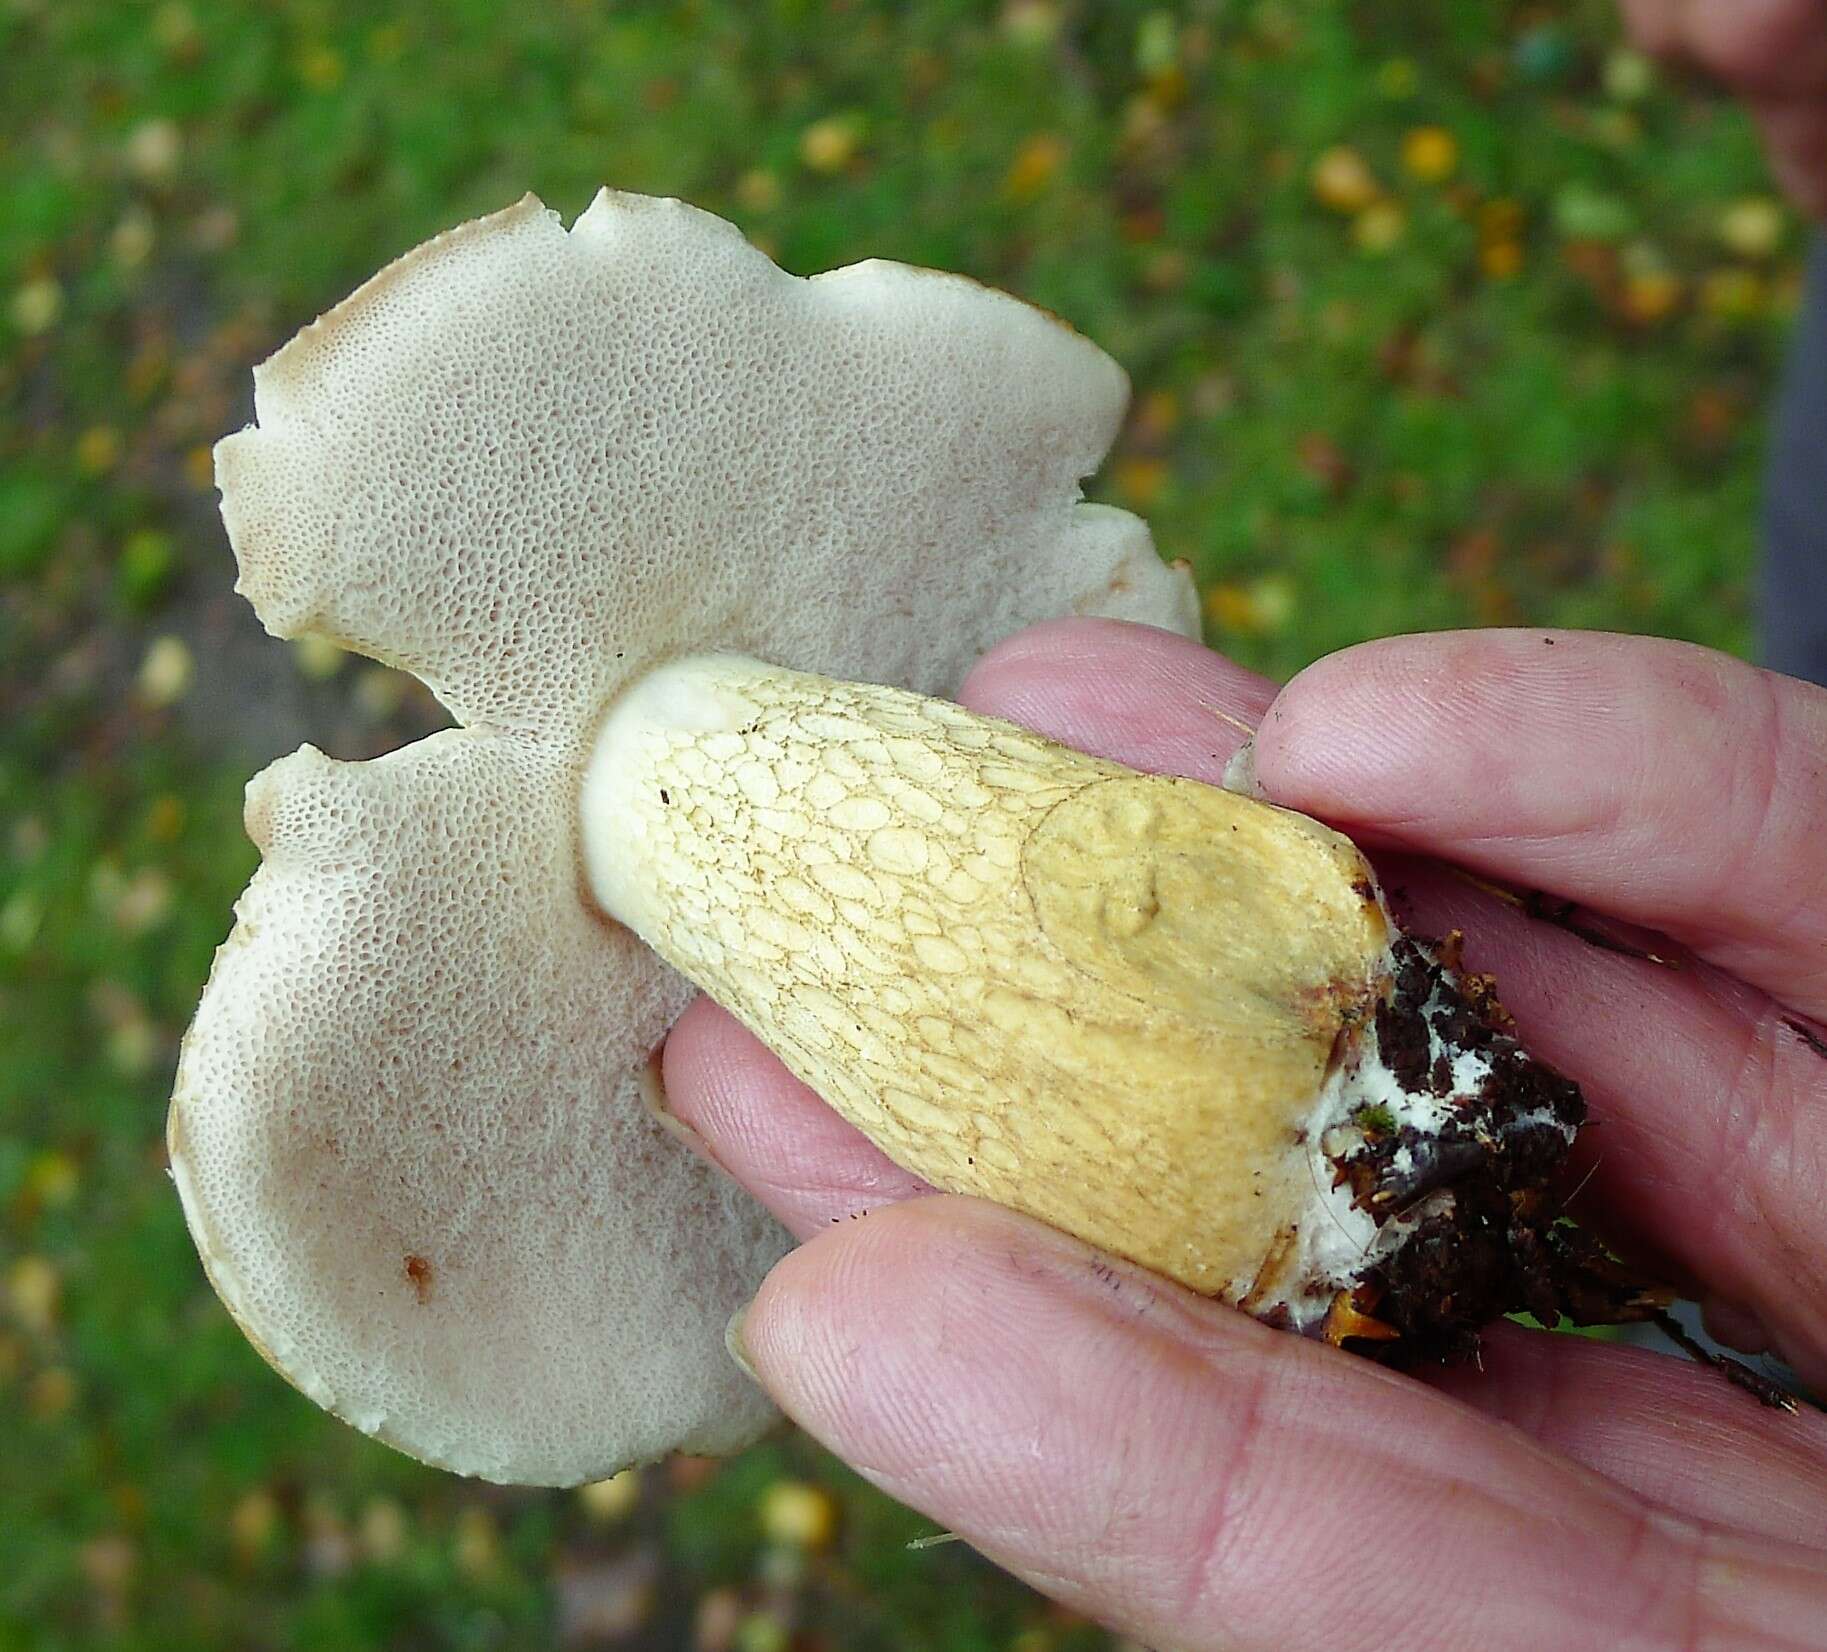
[1295,432,1355,497]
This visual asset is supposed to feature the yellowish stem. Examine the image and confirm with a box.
[581,654,1392,1300]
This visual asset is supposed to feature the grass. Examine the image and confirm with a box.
[0,1,1807,1646]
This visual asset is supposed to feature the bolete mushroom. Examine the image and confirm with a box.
[174,191,1618,1490]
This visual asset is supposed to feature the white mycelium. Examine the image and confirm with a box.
[1265,953,1580,1331]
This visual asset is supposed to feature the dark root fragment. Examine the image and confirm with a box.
[1322,937,1589,1361]
[1320,938,1795,1409]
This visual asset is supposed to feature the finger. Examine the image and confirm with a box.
[682,911,1827,1548]
[1621,0,1827,96]
[1370,855,1827,1388]
[1754,98,1827,221]
[1620,0,1827,218]
[953,616,1277,778]
[662,996,929,1238]
[736,1197,1827,1652]
[1249,630,1827,1019]
[1424,1322,1827,1550]
[1619,0,1683,56]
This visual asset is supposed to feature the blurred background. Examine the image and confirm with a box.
[0,1,1810,1647]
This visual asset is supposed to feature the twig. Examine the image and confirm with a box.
[1648,1310,1801,1413]
[1557,1155,1602,1216]
[1451,871,1681,968]
[1203,703,1258,739]
[1785,1017,1827,1063]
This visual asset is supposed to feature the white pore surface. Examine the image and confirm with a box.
[177,189,1195,1485]
[172,734,784,1483]
[215,190,1195,734]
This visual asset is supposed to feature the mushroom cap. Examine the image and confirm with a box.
[173,189,1197,1485]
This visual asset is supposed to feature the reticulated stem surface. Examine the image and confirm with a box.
[581,654,1395,1300]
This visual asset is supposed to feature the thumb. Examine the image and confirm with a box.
[729,1198,1755,1652]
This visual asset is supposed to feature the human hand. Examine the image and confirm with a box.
[663,619,1827,1650]
[1621,0,1827,219]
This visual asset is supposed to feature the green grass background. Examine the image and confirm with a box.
[0,1,1808,1647]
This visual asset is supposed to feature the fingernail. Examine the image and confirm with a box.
[638,1052,719,1159]
[1221,735,1265,799]
[725,1303,761,1386]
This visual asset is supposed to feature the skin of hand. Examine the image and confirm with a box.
[662,618,1827,1652]
[1621,0,1827,218]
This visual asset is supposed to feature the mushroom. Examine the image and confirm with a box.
[175,191,1617,1489]
[172,191,1197,1487]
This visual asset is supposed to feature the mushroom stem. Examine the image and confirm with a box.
[579,653,1585,1344]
